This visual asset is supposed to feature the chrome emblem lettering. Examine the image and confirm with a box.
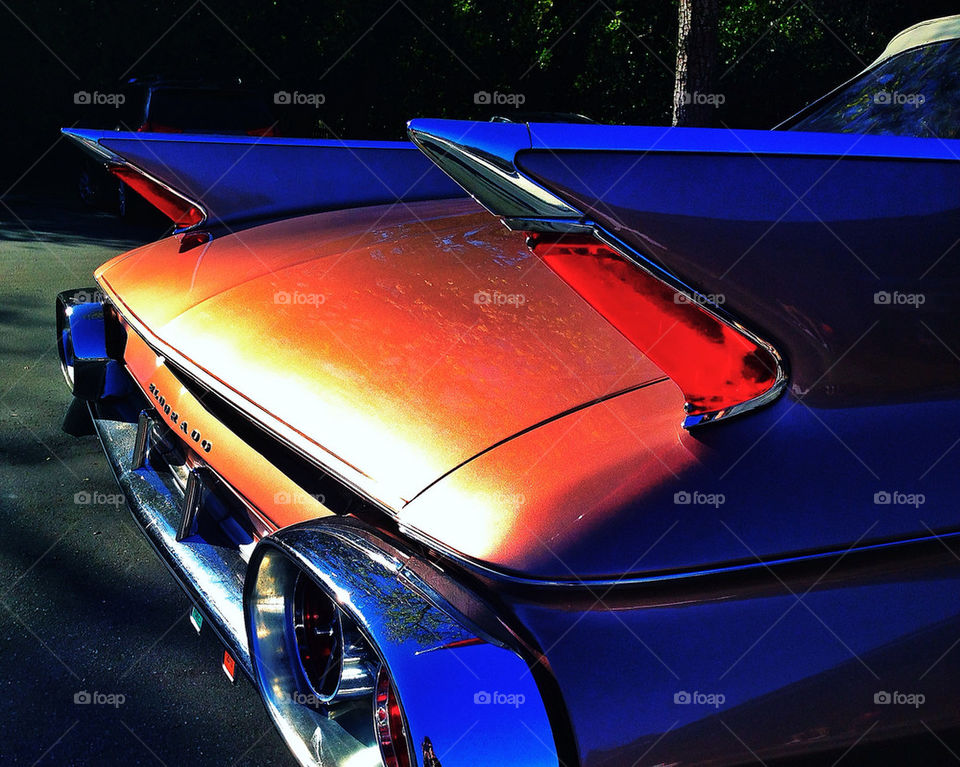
[148,383,212,453]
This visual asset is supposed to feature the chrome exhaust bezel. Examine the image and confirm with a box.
[244,520,560,767]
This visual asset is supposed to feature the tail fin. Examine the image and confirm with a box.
[409,119,960,423]
[63,128,465,231]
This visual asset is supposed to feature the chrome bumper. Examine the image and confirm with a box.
[89,404,252,678]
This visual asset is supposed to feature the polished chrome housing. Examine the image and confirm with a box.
[245,522,560,767]
[408,121,581,223]
[290,572,376,703]
[56,288,131,401]
[131,410,153,470]
[337,622,376,699]
[178,467,207,541]
[244,549,379,765]
[56,288,110,398]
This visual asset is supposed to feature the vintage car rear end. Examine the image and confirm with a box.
[56,15,960,767]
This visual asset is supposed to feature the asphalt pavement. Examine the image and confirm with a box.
[0,197,295,766]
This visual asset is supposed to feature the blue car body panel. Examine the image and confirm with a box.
[404,117,960,580]
[503,557,960,766]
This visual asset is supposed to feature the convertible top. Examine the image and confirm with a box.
[871,13,960,67]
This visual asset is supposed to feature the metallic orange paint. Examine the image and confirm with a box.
[122,328,332,531]
[399,380,696,579]
[97,199,668,518]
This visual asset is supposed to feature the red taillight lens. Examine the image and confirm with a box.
[108,166,204,228]
[246,126,277,137]
[528,234,782,425]
[375,666,410,767]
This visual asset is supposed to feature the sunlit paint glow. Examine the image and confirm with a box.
[117,331,335,528]
[132,204,661,508]
[159,319,436,497]
[100,200,669,521]
[400,479,522,561]
[400,381,697,573]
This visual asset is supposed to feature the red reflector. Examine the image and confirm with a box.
[528,235,782,426]
[375,666,410,767]
[109,166,204,228]
[246,126,276,137]
[177,230,212,253]
[222,650,236,683]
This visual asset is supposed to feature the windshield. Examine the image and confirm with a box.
[786,39,960,138]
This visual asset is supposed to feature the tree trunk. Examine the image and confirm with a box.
[672,0,719,127]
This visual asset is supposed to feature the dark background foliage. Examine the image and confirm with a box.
[1,0,958,193]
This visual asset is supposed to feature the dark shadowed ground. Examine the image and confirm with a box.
[0,197,295,766]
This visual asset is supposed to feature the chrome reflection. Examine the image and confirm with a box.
[245,521,560,767]
[406,120,788,428]
[591,228,789,428]
[292,572,375,703]
[245,547,376,767]
[55,288,130,401]
[89,412,252,677]
[408,120,580,223]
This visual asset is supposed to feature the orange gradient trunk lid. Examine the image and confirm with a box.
[96,198,670,507]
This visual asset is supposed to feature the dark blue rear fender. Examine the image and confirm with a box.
[498,545,960,766]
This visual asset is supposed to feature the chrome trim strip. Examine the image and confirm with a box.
[448,212,787,429]
[178,467,206,541]
[89,407,396,763]
[398,517,960,589]
[501,216,593,234]
[97,392,960,599]
[408,121,788,428]
[131,409,152,470]
[408,121,580,221]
